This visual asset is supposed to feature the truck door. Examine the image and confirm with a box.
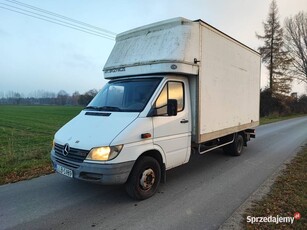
[152,80,191,169]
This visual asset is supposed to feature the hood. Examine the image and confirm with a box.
[54,111,139,150]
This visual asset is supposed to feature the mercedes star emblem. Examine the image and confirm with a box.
[63,143,70,156]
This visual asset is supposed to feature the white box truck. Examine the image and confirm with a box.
[51,18,260,200]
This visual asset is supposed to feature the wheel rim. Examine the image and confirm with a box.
[237,137,243,154]
[139,168,155,190]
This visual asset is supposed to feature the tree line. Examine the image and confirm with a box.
[0,89,98,106]
[257,0,307,116]
[257,0,307,94]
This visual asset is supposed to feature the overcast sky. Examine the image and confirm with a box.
[0,0,306,97]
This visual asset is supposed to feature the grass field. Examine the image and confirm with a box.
[0,105,82,184]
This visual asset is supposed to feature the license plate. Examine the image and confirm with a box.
[56,164,73,178]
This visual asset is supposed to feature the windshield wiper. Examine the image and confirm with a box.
[85,106,122,111]
[85,106,100,111]
[98,106,122,111]
[84,106,98,110]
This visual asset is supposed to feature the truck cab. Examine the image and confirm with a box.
[51,74,192,199]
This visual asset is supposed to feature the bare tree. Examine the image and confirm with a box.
[72,91,80,105]
[57,90,69,105]
[284,11,307,84]
[256,0,292,94]
[78,89,98,106]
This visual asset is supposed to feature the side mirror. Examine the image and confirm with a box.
[167,99,177,116]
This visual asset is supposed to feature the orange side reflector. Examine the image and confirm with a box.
[141,133,152,139]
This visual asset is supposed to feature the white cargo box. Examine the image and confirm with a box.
[104,18,260,143]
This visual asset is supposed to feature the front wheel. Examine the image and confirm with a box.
[125,156,161,200]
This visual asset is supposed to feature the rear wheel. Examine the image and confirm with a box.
[125,156,161,200]
[223,133,244,156]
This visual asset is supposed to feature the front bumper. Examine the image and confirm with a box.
[51,150,134,184]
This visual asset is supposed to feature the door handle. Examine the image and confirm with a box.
[180,119,189,124]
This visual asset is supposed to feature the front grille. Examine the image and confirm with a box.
[54,143,89,163]
[54,156,80,169]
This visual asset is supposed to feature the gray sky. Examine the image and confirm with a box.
[0,0,306,97]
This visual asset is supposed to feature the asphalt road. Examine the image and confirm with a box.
[1,116,307,230]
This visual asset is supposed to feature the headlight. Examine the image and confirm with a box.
[86,145,123,161]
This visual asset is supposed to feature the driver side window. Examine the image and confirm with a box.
[154,81,184,115]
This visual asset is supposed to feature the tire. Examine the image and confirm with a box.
[125,156,161,200]
[223,133,244,156]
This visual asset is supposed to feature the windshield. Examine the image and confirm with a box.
[86,78,162,112]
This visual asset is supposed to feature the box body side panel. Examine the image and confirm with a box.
[194,24,260,143]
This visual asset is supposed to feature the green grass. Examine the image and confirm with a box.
[243,145,307,229]
[260,114,306,125]
[0,105,82,184]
